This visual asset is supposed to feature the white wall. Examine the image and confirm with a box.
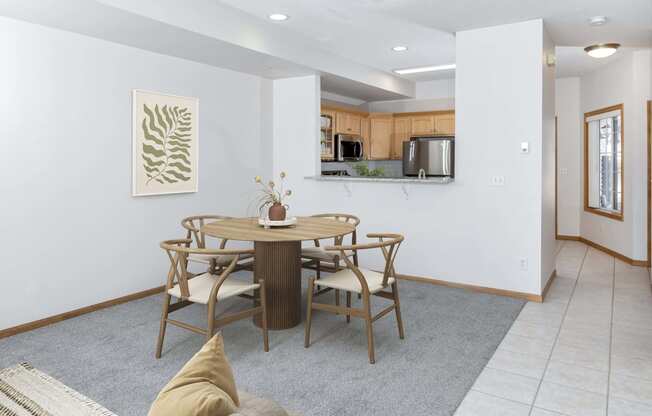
[415,78,455,99]
[555,77,582,236]
[0,17,266,330]
[541,26,557,289]
[321,78,455,113]
[365,78,455,113]
[321,91,366,107]
[260,79,274,180]
[273,76,321,185]
[579,50,651,261]
[273,20,552,296]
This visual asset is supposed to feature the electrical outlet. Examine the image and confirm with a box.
[490,176,505,186]
[520,258,528,271]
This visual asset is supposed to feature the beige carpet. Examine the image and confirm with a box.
[0,363,116,416]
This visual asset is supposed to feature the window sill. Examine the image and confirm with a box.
[584,207,624,221]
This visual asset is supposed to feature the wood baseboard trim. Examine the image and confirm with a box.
[0,286,165,340]
[397,274,543,303]
[541,270,557,302]
[556,234,581,241]
[579,237,650,267]
[556,235,649,267]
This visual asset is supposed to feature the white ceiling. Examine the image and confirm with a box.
[218,0,456,82]
[1,0,650,101]
[382,0,652,46]
[0,0,415,101]
[219,0,652,82]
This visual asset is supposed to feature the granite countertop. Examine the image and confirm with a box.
[305,175,454,184]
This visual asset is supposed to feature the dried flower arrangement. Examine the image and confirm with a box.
[254,171,292,221]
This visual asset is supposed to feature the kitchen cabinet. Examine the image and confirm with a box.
[336,112,362,135]
[393,117,411,160]
[348,114,362,135]
[434,113,455,135]
[369,117,393,160]
[320,109,336,160]
[410,115,434,135]
[360,117,370,160]
[321,104,455,163]
[322,109,337,130]
[335,112,346,134]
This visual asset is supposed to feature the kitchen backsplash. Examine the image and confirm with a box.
[321,160,403,178]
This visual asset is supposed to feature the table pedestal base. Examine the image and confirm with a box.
[253,240,302,330]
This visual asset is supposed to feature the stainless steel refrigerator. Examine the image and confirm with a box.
[402,137,454,177]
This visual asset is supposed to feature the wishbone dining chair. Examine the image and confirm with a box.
[301,213,360,278]
[301,213,360,305]
[156,239,269,358]
[304,233,405,364]
[181,214,254,274]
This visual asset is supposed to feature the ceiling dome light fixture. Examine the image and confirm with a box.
[584,43,621,59]
[268,13,289,21]
[588,16,608,26]
[392,46,408,52]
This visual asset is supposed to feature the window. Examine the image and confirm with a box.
[584,104,624,221]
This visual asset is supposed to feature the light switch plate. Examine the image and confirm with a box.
[521,142,529,154]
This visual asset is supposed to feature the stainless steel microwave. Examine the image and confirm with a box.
[335,134,364,161]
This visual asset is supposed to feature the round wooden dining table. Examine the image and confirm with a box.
[201,217,355,330]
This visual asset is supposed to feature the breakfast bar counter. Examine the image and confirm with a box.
[306,175,454,184]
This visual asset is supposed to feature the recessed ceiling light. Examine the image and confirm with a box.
[584,43,620,58]
[268,13,289,21]
[392,46,408,52]
[394,64,456,75]
[588,16,608,26]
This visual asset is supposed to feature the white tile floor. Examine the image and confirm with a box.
[455,241,652,416]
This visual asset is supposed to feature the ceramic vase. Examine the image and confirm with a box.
[268,202,286,221]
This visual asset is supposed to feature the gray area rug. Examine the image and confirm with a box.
[0,277,524,416]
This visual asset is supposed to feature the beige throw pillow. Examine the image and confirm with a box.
[148,334,240,416]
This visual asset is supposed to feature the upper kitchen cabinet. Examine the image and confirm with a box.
[368,115,393,160]
[320,109,337,161]
[409,112,455,136]
[336,112,362,135]
[393,116,411,160]
[360,117,370,160]
[320,103,455,162]
[434,112,455,136]
[410,115,434,136]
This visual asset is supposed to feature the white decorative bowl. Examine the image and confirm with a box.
[258,217,297,227]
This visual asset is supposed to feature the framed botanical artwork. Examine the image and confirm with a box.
[132,90,199,196]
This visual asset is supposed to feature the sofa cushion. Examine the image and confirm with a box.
[148,334,239,416]
[231,391,289,416]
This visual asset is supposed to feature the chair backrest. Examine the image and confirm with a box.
[160,239,253,300]
[326,233,404,291]
[181,215,232,249]
[310,213,360,246]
